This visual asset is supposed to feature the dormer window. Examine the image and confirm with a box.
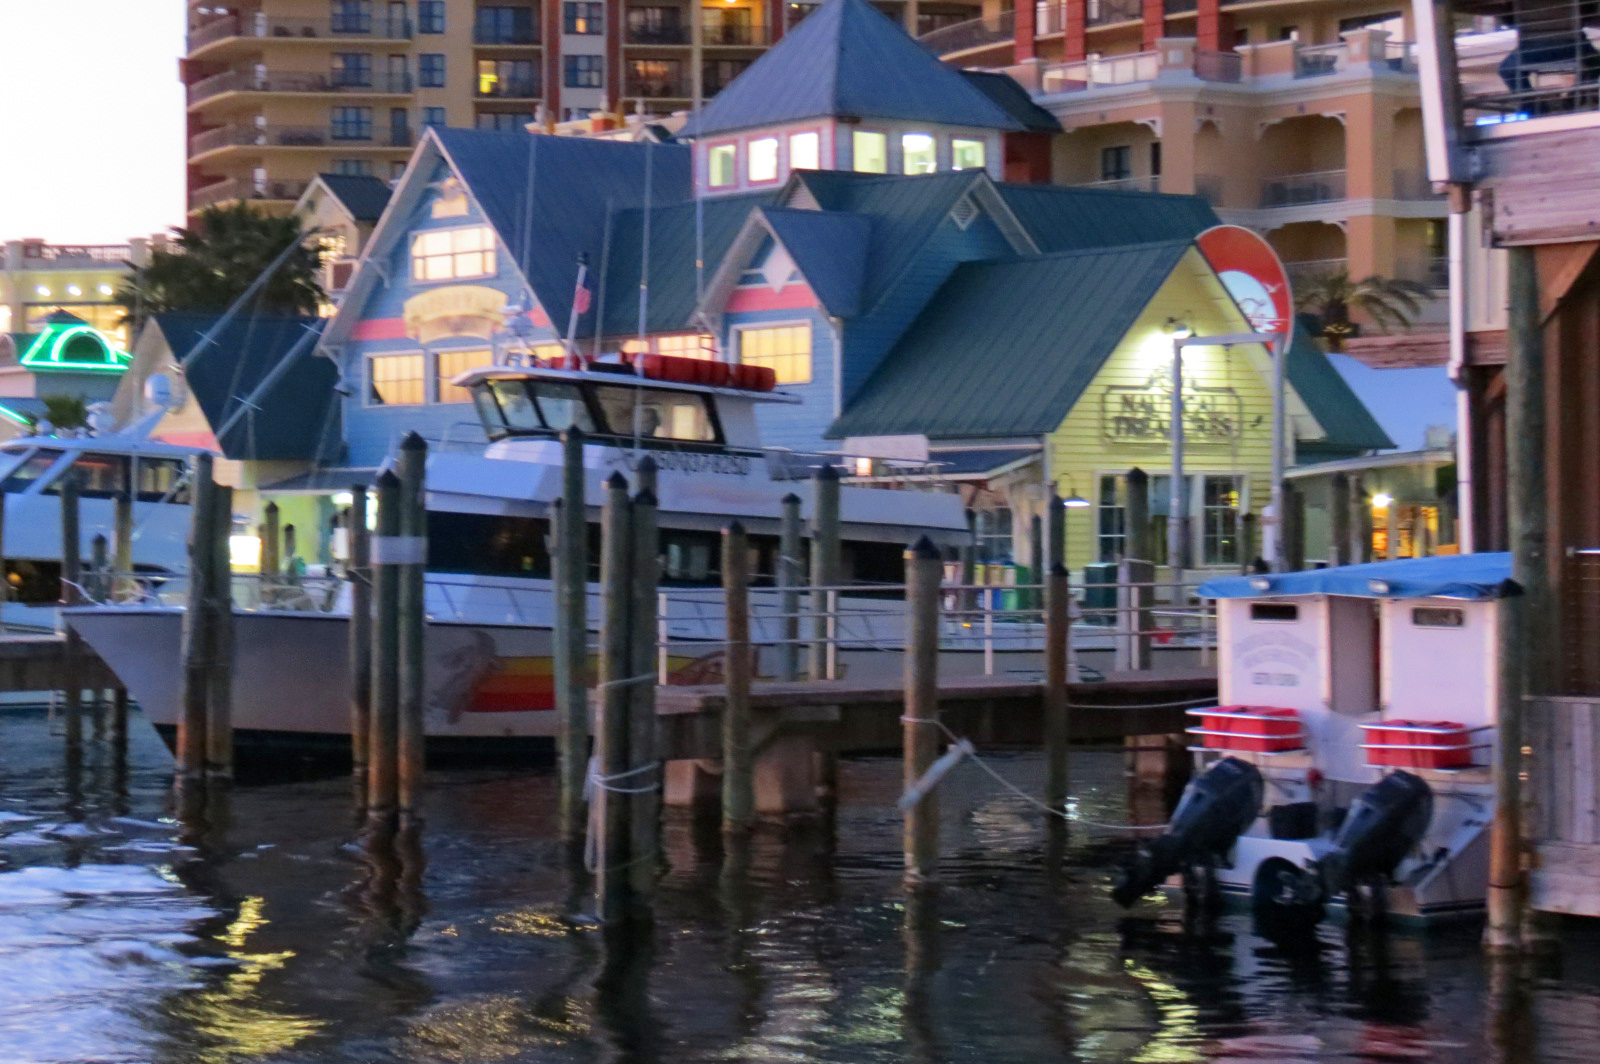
[748,137,779,182]
[790,131,820,170]
[902,133,936,175]
[853,130,887,174]
[708,143,736,187]
[952,138,986,171]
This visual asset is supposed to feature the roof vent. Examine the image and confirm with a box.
[950,194,979,230]
[784,183,821,211]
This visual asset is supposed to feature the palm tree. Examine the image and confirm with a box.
[115,203,325,334]
[38,395,88,432]
[1293,271,1432,352]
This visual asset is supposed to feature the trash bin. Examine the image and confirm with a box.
[1081,561,1118,625]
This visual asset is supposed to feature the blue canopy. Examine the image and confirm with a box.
[1200,553,1518,601]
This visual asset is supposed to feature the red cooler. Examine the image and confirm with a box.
[1361,721,1474,769]
[1193,706,1303,753]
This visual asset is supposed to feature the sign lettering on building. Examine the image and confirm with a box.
[1101,370,1243,441]
[403,285,507,345]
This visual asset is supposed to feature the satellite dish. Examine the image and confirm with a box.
[145,373,179,412]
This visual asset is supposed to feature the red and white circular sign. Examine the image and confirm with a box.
[1195,225,1294,342]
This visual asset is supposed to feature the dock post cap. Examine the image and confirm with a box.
[561,424,586,442]
[633,487,658,507]
[400,431,428,451]
[725,519,746,535]
[1050,562,1070,577]
[814,462,840,482]
[605,470,629,489]
[376,469,400,487]
[781,492,801,505]
[906,535,941,559]
[635,453,658,474]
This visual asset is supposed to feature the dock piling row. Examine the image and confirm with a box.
[554,427,590,846]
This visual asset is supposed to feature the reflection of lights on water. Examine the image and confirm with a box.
[405,993,589,1060]
[489,906,568,938]
[1123,959,1205,1063]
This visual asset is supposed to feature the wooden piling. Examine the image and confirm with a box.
[1028,513,1044,611]
[348,488,372,801]
[1043,564,1071,812]
[176,454,215,786]
[902,536,942,885]
[1328,473,1351,567]
[206,484,235,781]
[89,534,108,603]
[1115,558,1155,672]
[554,427,590,845]
[367,470,401,827]
[1352,478,1375,564]
[721,521,753,834]
[112,489,133,602]
[60,471,83,755]
[1047,490,1065,569]
[959,508,977,616]
[809,463,841,681]
[1284,485,1307,571]
[778,493,802,682]
[396,433,428,825]
[1240,512,1259,572]
[596,472,633,918]
[261,501,281,597]
[1125,467,1151,561]
[627,475,660,897]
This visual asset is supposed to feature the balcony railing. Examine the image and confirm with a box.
[1193,174,1224,206]
[702,23,772,46]
[475,80,542,99]
[625,77,691,98]
[187,14,412,52]
[918,10,1013,54]
[189,178,311,211]
[474,27,540,44]
[627,23,691,44]
[1294,42,1347,78]
[1194,48,1242,82]
[14,244,133,266]
[1042,51,1159,92]
[1087,0,1143,27]
[1164,0,1198,13]
[1073,175,1162,193]
[1284,258,1347,285]
[1035,3,1066,35]
[1260,169,1347,207]
[190,125,416,155]
[188,69,414,105]
[1399,255,1451,290]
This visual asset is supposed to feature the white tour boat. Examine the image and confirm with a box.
[1113,553,1512,926]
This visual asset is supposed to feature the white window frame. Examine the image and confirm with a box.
[365,350,428,407]
[951,136,987,171]
[747,136,779,183]
[409,224,496,283]
[851,129,888,174]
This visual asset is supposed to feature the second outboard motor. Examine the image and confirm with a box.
[1112,756,1263,908]
[1319,770,1433,917]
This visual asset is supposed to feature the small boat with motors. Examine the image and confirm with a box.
[1113,552,1513,926]
[66,353,1078,757]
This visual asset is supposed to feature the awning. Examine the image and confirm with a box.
[1200,552,1518,601]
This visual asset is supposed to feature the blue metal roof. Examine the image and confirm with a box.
[679,0,1025,137]
[1200,553,1517,601]
[315,173,393,223]
[761,207,870,318]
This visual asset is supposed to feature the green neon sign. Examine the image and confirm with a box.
[0,404,32,428]
[20,323,131,374]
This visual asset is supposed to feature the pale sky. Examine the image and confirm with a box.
[0,1,186,244]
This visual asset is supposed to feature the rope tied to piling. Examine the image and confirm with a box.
[898,715,1170,833]
[595,673,656,690]
[582,755,662,874]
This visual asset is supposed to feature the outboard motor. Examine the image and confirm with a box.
[1319,770,1433,919]
[1112,756,1263,908]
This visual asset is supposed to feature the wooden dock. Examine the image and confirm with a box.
[0,634,115,692]
[651,669,1216,761]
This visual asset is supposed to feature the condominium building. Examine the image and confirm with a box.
[182,0,981,215]
[921,0,1449,303]
[0,239,162,346]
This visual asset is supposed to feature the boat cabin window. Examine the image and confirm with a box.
[0,449,63,492]
[1412,606,1465,628]
[1250,602,1299,622]
[473,377,722,446]
[45,453,128,497]
[589,385,718,443]
[134,458,191,503]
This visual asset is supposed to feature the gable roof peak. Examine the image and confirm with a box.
[679,0,1024,138]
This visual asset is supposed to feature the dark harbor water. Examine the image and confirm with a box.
[2,707,1598,1064]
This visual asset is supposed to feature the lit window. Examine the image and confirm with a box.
[410,225,496,282]
[902,132,936,174]
[748,137,779,182]
[952,138,986,171]
[852,130,887,174]
[621,333,715,359]
[738,323,811,384]
[789,131,820,170]
[368,353,425,405]
[437,348,495,403]
[708,143,736,187]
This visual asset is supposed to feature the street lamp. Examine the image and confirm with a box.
[1163,321,1277,578]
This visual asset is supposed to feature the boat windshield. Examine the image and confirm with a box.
[475,377,721,445]
[0,449,191,502]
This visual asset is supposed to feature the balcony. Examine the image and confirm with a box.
[625,77,691,99]
[702,23,772,46]
[1194,48,1241,82]
[1042,51,1158,92]
[188,70,414,106]
[919,10,1012,55]
[1073,175,1162,192]
[1260,169,1347,208]
[189,177,311,211]
[475,80,542,99]
[1284,258,1347,286]
[1164,0,1198,12]
[190,125,415,156]
[1293,42,1348,78]
[626,23,691,44]
[7,244,133,268]
[474,27,540,44]
[186,14,412,54]
[1087,0,1142,27]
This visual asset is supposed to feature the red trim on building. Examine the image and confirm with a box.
[726,283,817,313]
[1015,0,1037,61]
[1142,0,1164,49]
[543,0,562,118]
[1065,0,1087,62]
[1197,0,1227,50]
[352,319,410,341]
[605,0,623,113]
[769,0,785,42]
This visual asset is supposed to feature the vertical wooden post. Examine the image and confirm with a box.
[1284,485,1307,571]
[59,471,84,755]
[1116,558,1155,672]
[0,476,8,632]
[1328,473,1351,567]
[1488,244,1543,954]
[206,484,234,782]
[1353,478,1375,564]
[596,472,633,920]
[176,454,215,786]
[777,493,802,682]
[1044,564,1071,811]
[958,508,977,616]
[367,470,401,828]
[396,433,427,825]
[1046,490,1065,569]
[721,521,753,834]
[262,501,281,593]
[554,427,589,845]
[283,524,300,588]
[808,464,841,681]
[112,488,133,603]
[90,534,108,603]
[1125,467,1150,561]
[1239,513,1259,573]
[1028,512,1044,611]
[903,536,942,885]
[348,488,372,802]
[628,473,660,898]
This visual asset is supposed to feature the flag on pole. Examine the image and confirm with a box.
[563,253,590,361]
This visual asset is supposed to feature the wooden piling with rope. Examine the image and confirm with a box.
[809,464,840,682]
[206,484,235,783]
[596,471,634,920]
[176,455,215,787]
[554,427,589,846]
[902,536,942,885]
[721,521,753,835]
[627,471,660,899]
[396,433,427,826]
